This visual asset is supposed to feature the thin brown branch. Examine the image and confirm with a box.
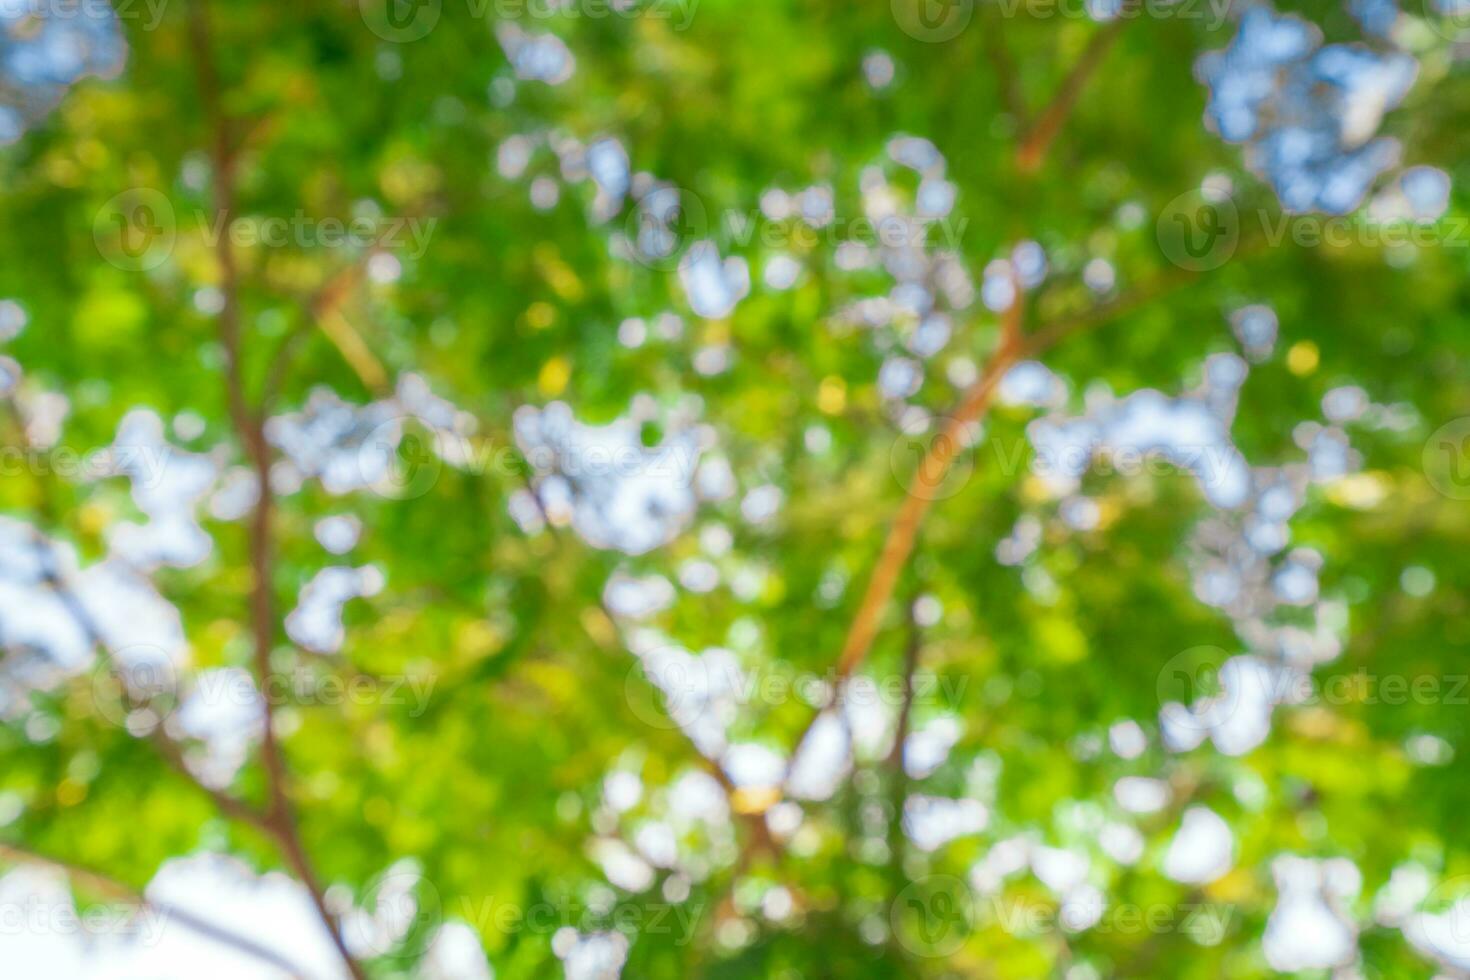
[258,317,313,416]
[1015,18,1129,173]
[187,4,364,976]
[0,843,312,978]
[984,19,1028,129]
[146,729,266,826]
[25,525,266,825]
[886,595,922,882]
[317,305,390,395]
[786,243,1245,777]
[780,292,1024,786]
[886,606,923,775]
[303,247,393,396]
[1025,263,1200,355]
[834,292,1024,685]
[260,252,389,413]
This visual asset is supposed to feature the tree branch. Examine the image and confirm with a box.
[984,19,1028,130]
[23,519,268,826]
[1025,262,1200,355]
[187,4,364,976]
[781,289,1024,787]
[835,290,1024,686]
[261,251,391,416]
[886,593,922,884]
[1015,18,1129,173]
[785,240,1246,778]
[0,843,313,978]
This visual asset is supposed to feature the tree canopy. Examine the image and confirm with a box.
[1,0,1470,976]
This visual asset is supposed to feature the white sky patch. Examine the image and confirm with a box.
[903,795,989,852]
[1263,855,1361,972]
[106,409,217,569]
[1114,776,1170,814]
[418,921,494,980]
[313,515,362,555]
[786,710,852,801]
[903,716,963,779]
[1108,720,1147,759]
[515,400,706,556]
[1032,846,1090,895]
[170,667,264,790]
[678,241,749,320]
[722,742,786,791]
[1164,806,1234,885]
[603,571,676,620]
[285,566,384,654]
[0,854,351,979]
[590,838,655,893]
[496,23,575,85]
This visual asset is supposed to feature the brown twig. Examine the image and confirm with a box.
[1025,261,1201,353]
[187,4,364,976]
[1015,18,1130,172]
[781,287,1024,787]
[22,522,267,825]
[260,252,390,413]
[886,594,923,883]
[0,843,312,978]
[784,241,1241,778]
[146,729,267,825]
[984,19,1029,129]
[6,390,271,833]
[837,290,1024,688]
